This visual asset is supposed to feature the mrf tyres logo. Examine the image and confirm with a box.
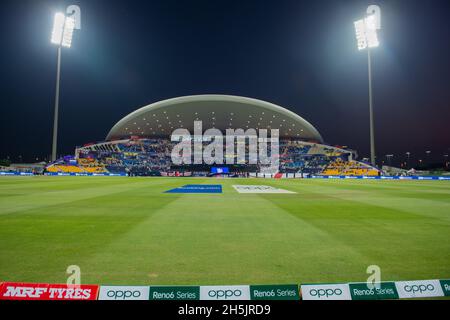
[171,121,280,172]
[0,282,98,300]
[395,280,444,298]
[301,284,351,300]
[200,285,250,300]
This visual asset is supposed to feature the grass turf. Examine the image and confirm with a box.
[0,176,449,285]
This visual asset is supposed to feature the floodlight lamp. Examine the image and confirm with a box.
[61,16,75,48]
[354,19,367,50]
[51,12,65,45]
[365,15,379,48]
[354,15,380,50]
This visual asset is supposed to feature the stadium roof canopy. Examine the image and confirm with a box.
[106,95,323,142]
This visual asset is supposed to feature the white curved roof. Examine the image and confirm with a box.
[106,95,323,142]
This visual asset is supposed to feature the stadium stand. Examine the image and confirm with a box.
[322,158,379,176]
[41,95,381,177]
[53,137,379,176]
[42,95,381,177]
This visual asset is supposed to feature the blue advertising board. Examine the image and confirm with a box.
[165,185,223,193]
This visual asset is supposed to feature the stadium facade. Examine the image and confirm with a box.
[46,95,379,177]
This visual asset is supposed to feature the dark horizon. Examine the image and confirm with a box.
[0,0,449,168]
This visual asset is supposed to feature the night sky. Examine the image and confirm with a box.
[0,0,449,167]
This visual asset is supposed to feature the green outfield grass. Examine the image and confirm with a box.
[0,176,449,285]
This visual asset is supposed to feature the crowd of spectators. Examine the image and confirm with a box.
[43,138,379,176]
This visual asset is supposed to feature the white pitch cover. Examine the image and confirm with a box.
[98,286,150,300]
[232,185,296,194]
[200,285,250,300]
[301,284,352,300]
[395,280,444,299]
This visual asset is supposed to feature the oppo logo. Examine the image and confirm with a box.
[309,288,343,298]
[106,290,142,300]
[208,289,242,299]
[404,284,434,294]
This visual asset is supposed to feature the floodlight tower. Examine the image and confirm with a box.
[354,5,381,167]
[50,6,81,161]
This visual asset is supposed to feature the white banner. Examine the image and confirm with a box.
[232,185,296,194]
[200,285,250,300]
[395,280,444,299]
[98,286,150,300]
[301,284,351,300]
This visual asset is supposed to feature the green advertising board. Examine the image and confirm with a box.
[349,282,399,300]
[149,286,200,300]
[440,280,450,297]
[250,284,299,300]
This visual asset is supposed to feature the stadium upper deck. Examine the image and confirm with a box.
[106,95,323,142]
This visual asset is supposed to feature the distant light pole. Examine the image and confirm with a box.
[425,150,431,166]
[405,152,411,169]
[50,6,81,161]
[354,5,381,167]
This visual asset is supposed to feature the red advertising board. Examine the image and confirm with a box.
[0,282,99,300]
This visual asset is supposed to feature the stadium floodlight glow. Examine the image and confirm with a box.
[61,16,75,48]
[354,15,380,50]
[354,19,367,50]
[354,5,381,51]
[51,12,65,45]
[354,5,381,167]
[365,15,380,48]
[50,5,82,161]
[51,14,76,48]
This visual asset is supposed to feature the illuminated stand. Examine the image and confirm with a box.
[354,5,381,167]
[50,5,81,161]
